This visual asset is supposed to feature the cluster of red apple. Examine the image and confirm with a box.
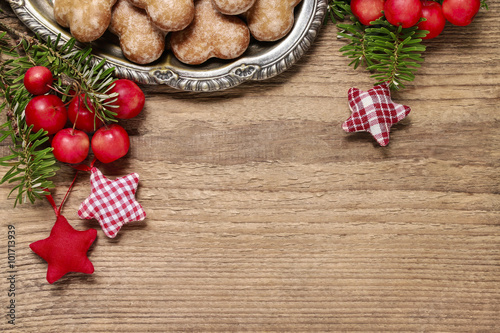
[351,0,482,39]
[23,66,145,164]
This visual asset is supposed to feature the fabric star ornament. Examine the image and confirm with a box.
[30,179,97,284]
[342,82,411,146]
[30,215,97,284]
[78,167,146,238]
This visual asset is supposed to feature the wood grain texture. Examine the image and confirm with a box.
[1,1,499,331]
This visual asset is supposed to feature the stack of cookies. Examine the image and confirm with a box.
[53,0,303,65]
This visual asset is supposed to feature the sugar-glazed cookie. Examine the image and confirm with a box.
[170,0,250,65]
[245,0,302,42]
[109,0,166,64]
[127,0,194,32]
[211,0,256,15]
[54,0,117,42]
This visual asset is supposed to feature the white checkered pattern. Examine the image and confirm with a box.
[78,167,146,238]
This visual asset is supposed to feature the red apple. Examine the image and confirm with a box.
[351,0,384,26]
[442,0,481,26]
[25,95,67,135]
[107,79,145,119]
[91,124,130,163]
[68,94,104,132]
[23,66,53,95]
[384,0,423,28]
[52,128,90,164]
[418,1,446,39]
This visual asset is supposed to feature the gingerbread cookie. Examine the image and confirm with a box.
[128,0,195,32]
[211,0,256,15]
[170,0,250,65]
[109,0,166,64]
[245,0,302,42]
[54,0,117,42]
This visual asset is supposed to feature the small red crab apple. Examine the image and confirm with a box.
[351,0,384,26]
[25,95,67,135]
[107,79,145,119]
[52,128,90,164]
[23,66,53,95]
[68,94,104,132]
[383,0,423,28]
[418,0,446,39]
[442,0,481,26]
[91,124,130,163]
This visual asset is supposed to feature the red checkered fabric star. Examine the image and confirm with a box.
[78,167,146,238]
[342,82,411,146]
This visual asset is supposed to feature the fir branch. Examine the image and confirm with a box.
[23,34,119,123]
[337,20,373,69]
[331,0,490,89]
[365,18,427,89]
[0,67,57,206]
[335,13,427,90]
[326,0,351,24]
[0,24,117,206]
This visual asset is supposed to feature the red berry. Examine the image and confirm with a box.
[351,0,384,26]
[418,1,446,39]
[25,95,67,135]
[107,79,145,119]
[442,0,480,26]
[68,94,104,132]
[23,66,53,95]
[52,128,90,164]
[383,0,423,28]
[91,124,130,163]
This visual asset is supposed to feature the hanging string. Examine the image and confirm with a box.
[57,170,79,215]
[44,170,80,217]
[44,157,97,216]
[71,157,97,172]
[45,190,59,216]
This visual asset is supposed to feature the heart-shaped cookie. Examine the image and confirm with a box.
[170,0,250,65]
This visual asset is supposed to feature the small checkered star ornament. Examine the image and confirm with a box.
[342,82,411,146]
[78,167,146,238]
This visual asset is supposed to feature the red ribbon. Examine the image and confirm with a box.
[44,169,79,217]
[45,157,98,216]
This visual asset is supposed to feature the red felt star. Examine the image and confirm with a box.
[78,167,146,238]
[342,82,411,146]
[30,215,97,284]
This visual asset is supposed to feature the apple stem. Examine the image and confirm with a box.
[71,113,78,134]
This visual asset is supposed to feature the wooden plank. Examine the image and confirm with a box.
[1,1,499,331]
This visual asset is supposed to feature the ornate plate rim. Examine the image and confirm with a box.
[8,0,328,91]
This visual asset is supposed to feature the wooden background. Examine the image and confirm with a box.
[1,1,499,331]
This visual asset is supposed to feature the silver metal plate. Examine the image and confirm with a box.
[8,0,327,91]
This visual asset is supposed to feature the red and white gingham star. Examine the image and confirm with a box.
[342,82,411,146]
[78,167,146,238]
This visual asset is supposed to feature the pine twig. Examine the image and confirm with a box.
[334,3,427,90]
[0,22,117,206]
